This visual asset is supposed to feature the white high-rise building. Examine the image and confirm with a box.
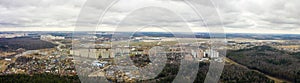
[204,49,219,58]
[40,35,65,40]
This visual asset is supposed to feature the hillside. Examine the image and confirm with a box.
[0,37,57,52]
[227,45,300,82]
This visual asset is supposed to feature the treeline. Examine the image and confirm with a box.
[0,38,57,52]
[144,62,273,83]
[0,62,274,83]
[0,73,80,83]
[227,45,300,82]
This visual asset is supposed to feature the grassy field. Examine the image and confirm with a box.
[0,60,9,72]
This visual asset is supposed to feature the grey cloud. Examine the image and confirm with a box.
[0,0,299,33]
[0,0,84,28]
[212,0,300,32]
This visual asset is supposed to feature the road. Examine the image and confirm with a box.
[224,57,291,83]
[88,65,111,77]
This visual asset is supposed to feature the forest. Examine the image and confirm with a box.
[227,45,300,82]
[0,73,80,83]
[144,62,273,83]
[0,37,57,52]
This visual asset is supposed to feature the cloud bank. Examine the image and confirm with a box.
[0,0,299,34]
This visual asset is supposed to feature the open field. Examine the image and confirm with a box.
[0,60,10,72]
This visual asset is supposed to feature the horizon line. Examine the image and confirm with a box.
[0,31,300,35]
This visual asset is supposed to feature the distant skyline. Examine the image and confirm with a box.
[0,0,299,34]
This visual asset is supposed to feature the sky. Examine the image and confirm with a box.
[0,0,299,34]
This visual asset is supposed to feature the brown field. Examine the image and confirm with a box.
[0,60,10,72]
[277,45,300,49]
[0,52,16,57]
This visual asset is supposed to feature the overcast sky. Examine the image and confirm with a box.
[0,0,299,34]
